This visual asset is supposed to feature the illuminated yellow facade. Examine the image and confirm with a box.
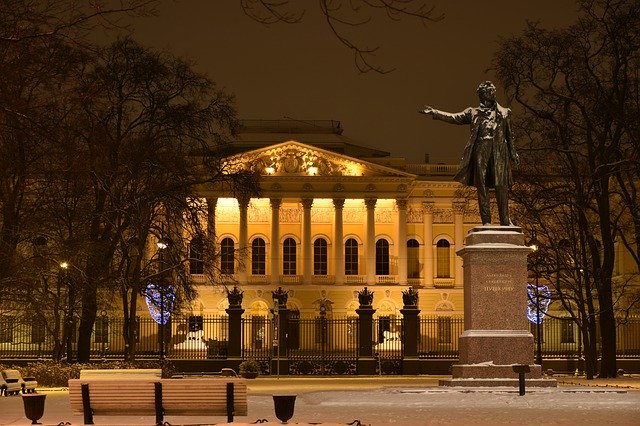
[183,120,483,322]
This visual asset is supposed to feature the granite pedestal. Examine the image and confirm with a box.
[440,225,556,388]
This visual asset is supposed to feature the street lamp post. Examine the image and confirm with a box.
[535,275,543,366]
[157,239,168,360]
[60,262,74,363]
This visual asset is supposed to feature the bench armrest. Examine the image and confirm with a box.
[23,376,36,381]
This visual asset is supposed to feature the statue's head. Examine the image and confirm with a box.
[477,81,496,103]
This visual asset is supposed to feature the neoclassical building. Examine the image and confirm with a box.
[185,120,479,323]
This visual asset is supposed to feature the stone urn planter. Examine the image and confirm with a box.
[22,393,46,425]
[272,394,297,423]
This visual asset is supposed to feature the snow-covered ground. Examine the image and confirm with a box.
[1,377,638,425]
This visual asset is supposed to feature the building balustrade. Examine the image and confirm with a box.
[280,275,302,284]
[344,275,366,284]
[433,278,455,288]
[248,275,269,284]
[311,275,335,285]
[376,275,398,284]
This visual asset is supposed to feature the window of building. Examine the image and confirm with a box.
[313,238,328,275]
[436,239,451,278]
[437,316,452,344]
[221,237,235,274]
[283,237,297,275]
[407,239,420,279]
[561,319,575,343]
[345,238,359,275]
[94,316,109,344]
[189,237,204,274]
[0,316,14,343]
[375,239,390,275]
[252,238,266,275]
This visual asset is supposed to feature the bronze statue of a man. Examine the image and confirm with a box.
[419,81,520,226]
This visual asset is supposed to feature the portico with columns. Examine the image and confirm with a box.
[190,140,479,318]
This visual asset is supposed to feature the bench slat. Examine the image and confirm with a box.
[68,378,248,417]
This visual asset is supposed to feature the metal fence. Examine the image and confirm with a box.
[287,316,359,375]
[418,316,465,359]
[1,314,639,362]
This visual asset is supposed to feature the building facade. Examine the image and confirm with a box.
[184,120,478,331]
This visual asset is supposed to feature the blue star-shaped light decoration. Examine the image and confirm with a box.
[526,283,551,324]
[145,282,176,325]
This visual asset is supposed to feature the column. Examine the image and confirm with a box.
[238,196,250,285]
[301,198,313,284]
[364,198,377,284]
[422,201,434,286]
[270,198,281,285]
[333,198,345,285]
[453,200,466,287]
[206,197,217,269]
[396,199,408,286]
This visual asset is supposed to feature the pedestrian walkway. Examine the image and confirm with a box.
[0,375,638,425]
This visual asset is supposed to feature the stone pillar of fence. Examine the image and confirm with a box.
[401,287,421,374]
[226,286,244,359]
[356,287,377,375]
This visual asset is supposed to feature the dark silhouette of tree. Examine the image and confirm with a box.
[240,0,443,73]
[494,0,640,378]
[65,37,257,362]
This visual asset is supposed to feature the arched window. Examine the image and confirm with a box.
[189,237,204,275]
[407,239,420,279]
[283,237,297,275]
[313,238,328,275]
[345,238,359,275]
[376,239,390,275]
[436,239,450,278]
[252,238,266,275]
[221,238,235,274]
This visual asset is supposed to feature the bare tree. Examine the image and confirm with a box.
[240,0,443,73]
[0,0,157,43]
[63,37,257,362]
[494,0,640,377]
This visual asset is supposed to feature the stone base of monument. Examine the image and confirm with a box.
[440,225,557,388]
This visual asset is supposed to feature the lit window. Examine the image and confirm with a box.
[283,238,297,275]
[221,238,235,274]
[189,237,204,274]
[345,238,359,275]
[252,238,266,275]
[407,239,420,279]
[375,239,390,275]
[314,238,328,275]
[436,239,451,278]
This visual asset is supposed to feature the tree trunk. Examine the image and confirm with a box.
[76,278,97,363]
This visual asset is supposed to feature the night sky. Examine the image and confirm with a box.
[121,1,579,164]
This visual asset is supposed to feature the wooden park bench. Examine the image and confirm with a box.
[2,369,37,394]
[1,374,22,396]
[68,369,247,425]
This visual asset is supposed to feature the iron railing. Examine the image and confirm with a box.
[1,314,639,361]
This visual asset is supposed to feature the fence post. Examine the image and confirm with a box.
[356,287,376,375]
[400,305,421,374]
[225,286,245,360]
